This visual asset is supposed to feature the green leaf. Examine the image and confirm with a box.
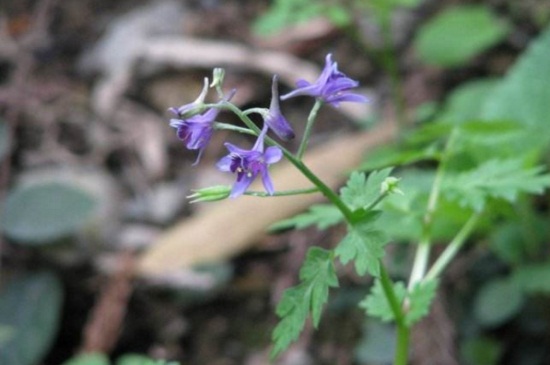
[415,5,508,67]
[61,353,110,365]
[460,336,503,365]
[405,280,437,326]
[360,279,438,325]
[439,79,500,123]
[335,215,387,276]
[0,271,63,365]
[340,169,393,211]
[1,182,96,244]
[474,277,524,327]
[360,279,406,322]
[482,25,550,130]
[116,354,179,365]
[269,204,343,231]
[513,263,550,294]
[271,247,338,358]
[360,144,440,171]
[443,159,550,212]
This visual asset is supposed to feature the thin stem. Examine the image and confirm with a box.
[214,122,256,136]
[297,99,323,160]
[408,128,459,290]
[364,191,389,212]
[395,323,411,365]
[379,264,405,326]
[425,212,481,282]
[244,187,319,197]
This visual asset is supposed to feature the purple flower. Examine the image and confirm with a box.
[280,54,368,106]
[169,108,217,165]
[264,75,295,141]
[217,127,283,198]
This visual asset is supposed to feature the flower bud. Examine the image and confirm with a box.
[381,177,403,196]
[187,185,231,203]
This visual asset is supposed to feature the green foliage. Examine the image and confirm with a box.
[335,214,387,276]
[340,169,393,211]
[61,353,110,365]
[439,79,500,123]
[482,26,550,131]
[62,353,179,365]
[460,336,503,365]
[443,159,550,212]
[474,277,524,327]
[1,182,96,244]
[253,0,350,35]
[271,247,338,358]
[415,5,509,67]
[0,272,63,365]
[269,204,343,231]
[513,263,550,293]
[361,279,437,326]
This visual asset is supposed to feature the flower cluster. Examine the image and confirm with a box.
[168,54,368,198]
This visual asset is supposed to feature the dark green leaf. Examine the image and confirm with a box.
[513,263,550,294]
[415,5,509,67]
[269,204,343,231]
[474,277,524,327]
[460,336,502,365]
[2,182,96,244]
[335,217,387,276]
[116,354,179,365]
[0,272,63,365]
[271,247,338,358]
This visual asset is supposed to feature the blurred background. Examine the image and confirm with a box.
[1,0,550,364]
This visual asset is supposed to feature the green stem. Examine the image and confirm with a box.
[425,212,480,282]
[244,187,319,197]
[297,99,323,160]
[408,128,458,290]
[214,122,256,135]
[395,323,411,365]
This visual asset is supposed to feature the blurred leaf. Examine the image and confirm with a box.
[253,0,350,35]
[440,79,500,123]
[482,25,550,130]
[0,121,10,161]
[360,144,440,171]
[360,279,406,322]
[269,204,343,231]
[415,5,509,67]
[62,353,110,365]
[271,247,338,358]
[443,159,550,212]
[335,214,387,276]
[460,336,502,365]
[0,272,63,365]
[513,263,550,294]
[116,354,179,365]
[354,319,396,364]
[405,279,437,326]
[474,277,524,327]
[1,182,96,244]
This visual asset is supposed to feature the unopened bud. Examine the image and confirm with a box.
[381,177,403,195]
[187,185,231,203]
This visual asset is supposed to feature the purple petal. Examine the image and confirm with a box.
[230,175,254,198]
[264,146,283,164]
[216,156,233,171]
[261,168,275,195]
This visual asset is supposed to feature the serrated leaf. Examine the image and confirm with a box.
[415,5,509,67]
[482,25,550,130]
[340,169,393,211]
[513,263,550,294]
[269,204,343,231]
[474,277,524,327]
[0,271,63,365]
[271,247,338,359]
[405,280,437,326]
[443,159,550,212]
[360,279,407,322]
[335,216,387,276]
[1,182,96,244]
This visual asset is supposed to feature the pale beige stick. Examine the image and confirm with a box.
[137,121,396,277]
